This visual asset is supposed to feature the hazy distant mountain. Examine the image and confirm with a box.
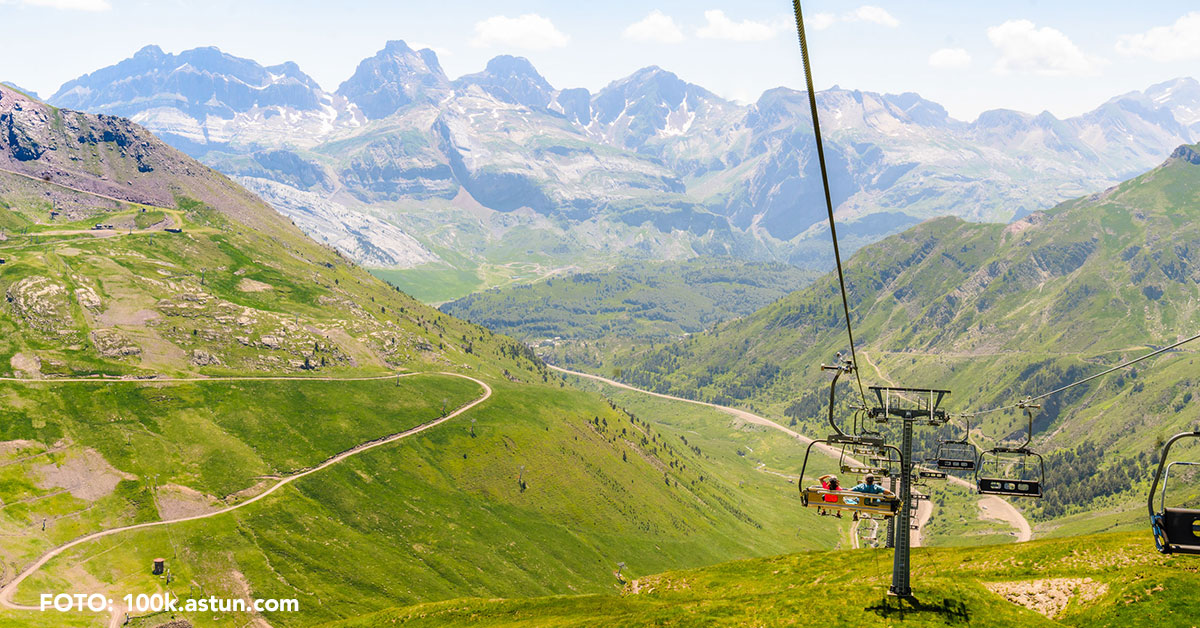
[51,45,355,154]
[336,40,450,119]
[453,55,556,112]
[0,81,38,100]
[47,43,1200,281]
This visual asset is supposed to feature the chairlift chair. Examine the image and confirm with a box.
[798,357,902,519]
[934,414,978,471]
[1148,431,1200,555]
[975,403,1044,498]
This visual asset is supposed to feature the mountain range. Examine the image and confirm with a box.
[34,42,1200,294]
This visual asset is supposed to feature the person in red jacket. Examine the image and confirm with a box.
[818,474,843,518]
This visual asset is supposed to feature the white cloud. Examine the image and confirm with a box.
[928,47,971,70]
[851,6,899,28]
[696,10,779,42]
[1116,12,1200,62]
[10,0,110,10]
[471,14,570,51]
[809,5,899,31]
[624,10,685,44]
[987,19,1104,76]
[808,13,837,31]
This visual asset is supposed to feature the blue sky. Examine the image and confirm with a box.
[3,0,1200,120]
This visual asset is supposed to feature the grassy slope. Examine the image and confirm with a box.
[562,373,1005,551]
[608,148,1200,535]
[323,531,1200,627]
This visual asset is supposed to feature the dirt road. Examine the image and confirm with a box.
[0,371,491,617]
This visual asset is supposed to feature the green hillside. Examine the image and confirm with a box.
[323,531,1199,627]
[441,258,816,368]
[0,86,843,627]
[608,144,1200,536]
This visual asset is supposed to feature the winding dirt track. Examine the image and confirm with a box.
[0,371,491,612]
[549,365,1030,545]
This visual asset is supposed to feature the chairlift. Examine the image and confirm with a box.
[798,355,902,518]
[975,402,1044,498]
[1148,431,1200,555]
[934,414,978,471]
[918,470,947,481]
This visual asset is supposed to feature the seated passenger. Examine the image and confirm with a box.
[850,474,894,498]
[817,474,843,518]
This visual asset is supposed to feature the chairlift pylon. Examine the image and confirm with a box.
[1149,431,1200,554]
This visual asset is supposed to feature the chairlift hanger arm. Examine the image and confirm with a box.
[821,354,856,437]
[1148,431,1200,517]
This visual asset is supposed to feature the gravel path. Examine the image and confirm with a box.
[0,371,491,616]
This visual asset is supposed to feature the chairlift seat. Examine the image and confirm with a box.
[801,486,899,517]
[842,465,889,476]
[977,478,1042,497]
[1153,508,1200,554]
[919,470,947,480]
[829,434,884,447]
[936,457,977,471]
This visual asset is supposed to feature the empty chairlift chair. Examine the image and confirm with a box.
[975,402,1044,498]
[1149,431,1200,555]
[933,414,978,471]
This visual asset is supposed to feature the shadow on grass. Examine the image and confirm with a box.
[866,595,970,623]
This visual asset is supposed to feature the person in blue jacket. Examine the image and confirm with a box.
[851,474,894,496]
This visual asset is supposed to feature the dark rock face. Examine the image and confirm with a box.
[336,40,450,120]
[3,114,45,161]
[1170,144,1200,165]
[453,55,555,111]
[556,87,592,125]
[50,45,325,119]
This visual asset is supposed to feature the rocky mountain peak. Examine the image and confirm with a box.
[590,66,727,149]
[336,40,450,119]
[133,44,165,58]
[453,55,554,110]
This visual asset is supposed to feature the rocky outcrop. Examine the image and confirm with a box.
[1169,143,1200,165]
[91,329,141,358]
